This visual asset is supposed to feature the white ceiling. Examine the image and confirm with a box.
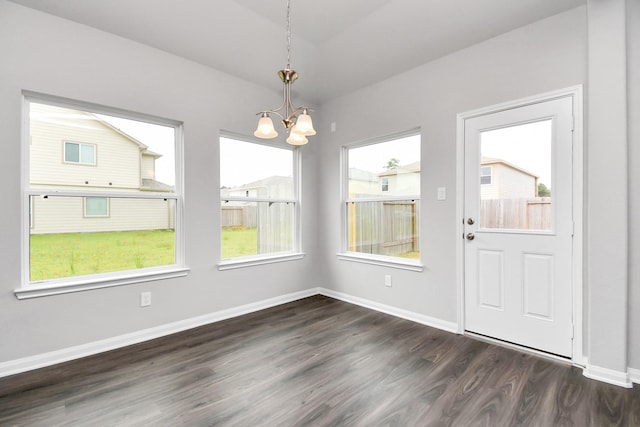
[8,0,585,104]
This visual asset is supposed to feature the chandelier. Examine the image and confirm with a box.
[253,0,316,146]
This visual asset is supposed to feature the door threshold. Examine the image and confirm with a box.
[464,330,578,366]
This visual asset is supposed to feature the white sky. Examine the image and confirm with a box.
[481,120,552,187]
[349,134,421,173]
[98,115,176,186]
[219,137,293,188]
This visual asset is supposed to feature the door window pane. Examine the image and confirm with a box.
[479,120,552,231]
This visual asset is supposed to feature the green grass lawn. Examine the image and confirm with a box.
[29,229,175,281]
[221,226,258,259]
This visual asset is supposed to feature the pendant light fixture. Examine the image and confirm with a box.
[253,0,316,146]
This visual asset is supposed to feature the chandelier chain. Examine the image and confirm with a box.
[286,0,292,68]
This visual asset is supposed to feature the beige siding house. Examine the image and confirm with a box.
[480,157,538,200]
[30,103,174,234]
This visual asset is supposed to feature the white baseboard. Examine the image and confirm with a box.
[0,288,320,379]
[628,367,640,385]
[583,363,633,388]
[317,287,459,333]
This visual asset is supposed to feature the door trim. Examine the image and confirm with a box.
[455,86,584,366]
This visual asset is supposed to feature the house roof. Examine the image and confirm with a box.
[141,178,174,192]
[378,161,421,177]
[481,157,539,179]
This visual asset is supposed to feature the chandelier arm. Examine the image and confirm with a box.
[257,109,285,121]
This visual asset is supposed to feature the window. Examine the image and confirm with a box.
[219,135,300,268]
[84,197,109,217]
[19,93,186,298]
[341,131,421,268]
[64,141,96,165]
[480,166,492,185]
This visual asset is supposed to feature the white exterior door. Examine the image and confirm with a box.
[463,96,574,357]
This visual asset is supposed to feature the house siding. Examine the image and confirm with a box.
[30,103,141,191]
[31,196,175,234]
[481,163,537,200]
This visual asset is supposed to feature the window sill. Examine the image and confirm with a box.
[14,267,190,300]
[336,252,424,272]
[218,253,305,271]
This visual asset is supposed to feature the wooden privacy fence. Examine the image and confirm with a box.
[480,197,551,230]
[221,205,257,228]
[221,204,292,253]
[348,201,418,256]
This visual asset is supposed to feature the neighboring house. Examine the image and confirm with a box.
[30,103,175,234]
[349,162,421,197]
[480,157,539,200]
[377,161,421,196]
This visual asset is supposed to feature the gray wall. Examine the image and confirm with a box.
[0,0,322,363]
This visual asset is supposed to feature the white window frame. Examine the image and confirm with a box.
[218,132,304,270]
[64,141,96,165]
[16,91,188,300]
[338,129,423,272]
[480,166,492,185]
[381,177,389,192]
[83,196,109,218]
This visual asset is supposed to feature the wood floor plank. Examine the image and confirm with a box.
[1,295,639,426]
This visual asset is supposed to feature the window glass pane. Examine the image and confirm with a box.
[80,143,96,164]
[30,102,176,193]
[221,201,294,259]
[27,99,180,285]
[85,197,108,217]
[29,195,176,282]
[348,135,420,198]
[347,200,419,258]
[480,120,552,231]
[64,142,79,163]
[220,138,293,199]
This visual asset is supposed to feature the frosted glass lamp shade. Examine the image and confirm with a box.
[286,130,308,146]
[254,114,278,139]
[295,112,316,136]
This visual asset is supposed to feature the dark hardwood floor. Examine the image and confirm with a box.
[1,295,639,426]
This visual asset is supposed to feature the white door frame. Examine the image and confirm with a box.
[455,86,584,366]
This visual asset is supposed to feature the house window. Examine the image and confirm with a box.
[84,197,109,217]
[480,166,492,184]
[64,141,96,165]
[219,135,299,266]
[20,93,186,298]
[341,131,421,264]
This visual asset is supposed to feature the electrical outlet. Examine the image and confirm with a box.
[140,291,151,307]
[384,274,392,287]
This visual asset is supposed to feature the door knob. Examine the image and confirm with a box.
[467,218,475,225]
[466,232,475,241]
